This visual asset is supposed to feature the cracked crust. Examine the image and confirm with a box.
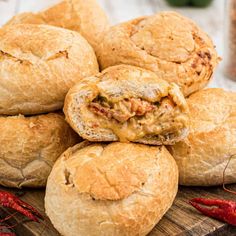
[45,142,178,236]
[168,89,236,186]
[64,65,189,145]
[0,24,99,115]
[97,11,220,96]
[4,0,110,52]
[0,113,80,188]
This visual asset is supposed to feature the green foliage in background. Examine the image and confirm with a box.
[166,0,213,7]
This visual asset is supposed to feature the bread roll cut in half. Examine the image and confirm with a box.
[45,142,178,236]
[0,113,80,188]
[0,24,98,115]
[168,89,236,186]
[4,0,110,51]
[97,11,220,96]
[64,65,189,145]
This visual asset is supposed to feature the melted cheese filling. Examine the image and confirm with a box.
[88,96,187,142]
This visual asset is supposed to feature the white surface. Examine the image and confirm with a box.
[0,0,235,91]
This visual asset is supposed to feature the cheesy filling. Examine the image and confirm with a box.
[88,95,187,142]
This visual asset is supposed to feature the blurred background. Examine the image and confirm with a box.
[0,0,235,91]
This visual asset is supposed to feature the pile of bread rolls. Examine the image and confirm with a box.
[1,0,235,235]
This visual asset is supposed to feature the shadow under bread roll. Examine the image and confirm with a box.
[64,65,189,145]
[0,24,99,115]
[168,88,236,186]
[0,113,80,188]
[4,0,110,52]
[97,11,220,97]
[45,142,178,236]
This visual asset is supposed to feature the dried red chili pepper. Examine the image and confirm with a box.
[0,190,43,236]
[0,191,42,223]
[189,198,236,226]
[0,233,16,236]
[0,221,16,236]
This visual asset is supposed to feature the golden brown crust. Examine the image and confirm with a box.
[168,88,236,186]
[0,113,80,188]
[4,0,110,51]
[64,65,189,145]
[45,142,178,236]
[97,11,220,96]
[0,24,98,115]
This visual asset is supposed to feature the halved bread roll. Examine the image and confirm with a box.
[0,113,80,188]
[4,0,110,51]
[97,11,220,96]
[0,24,98,115]
[168,88,236,186]
[64,65,189,145]
[45,142,178,236]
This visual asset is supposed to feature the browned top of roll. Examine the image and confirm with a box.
[0,24,99,115]
[45,142,178,236]
[97,11,220,96]
[4,0,110,51]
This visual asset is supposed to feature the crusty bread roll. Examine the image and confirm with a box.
[4,0,109,51]
[0,113,80,188]
[64,65,189,145]
[97,11,220,96]
[45,142,178,236]
[0,24,98,115]
[168,88,236,186]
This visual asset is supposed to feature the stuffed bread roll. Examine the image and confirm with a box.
[97,11,220,96]
[0,24,98,115]
[45,142,178,236]
[168,88,236,186]
[0,113,80,188]
[64,65,189,145]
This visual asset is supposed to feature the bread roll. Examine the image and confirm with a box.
[0,113,80,188]
[4,0,109,51]
[45,142,178,236]
[168,88,236,186]
[97,11,220,96]
[64,65,189,145]
[0,24,99,115]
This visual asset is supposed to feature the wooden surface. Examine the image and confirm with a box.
[1,185,236,236]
